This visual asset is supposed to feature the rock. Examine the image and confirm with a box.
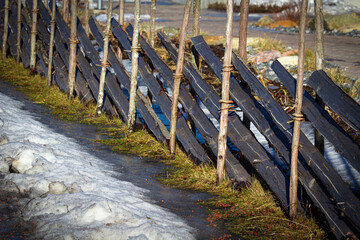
[248,50,282,64]
[282,49,298,56]
[0,134,9,145]
[308,13,360,33]
[269,20,298,28]
[277,56,299,66]
[11,149,36,173]
[68,182,82,194]
[29,179,50,198]
[49,181,67,195]
[255,16,275,28]
[0,157,14,174]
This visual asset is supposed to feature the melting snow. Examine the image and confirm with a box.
[0,92,195,240]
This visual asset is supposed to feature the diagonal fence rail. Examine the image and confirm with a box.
[0,1,359,238]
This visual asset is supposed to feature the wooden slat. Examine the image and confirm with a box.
[75,17,131,121]
[191,36,360,238]
[4,2,31,67]
[27,0,94,104]
[309,70,360,133]
[111,19,211,165]
[157,31,295,205]
[230,51,360,234]
[272,60,360,173]
[88,16,170,145]
[127,25,251,184]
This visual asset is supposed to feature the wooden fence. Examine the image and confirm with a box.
[0,0,359,238]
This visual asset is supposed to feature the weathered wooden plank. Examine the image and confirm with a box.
[157,31,294,205]
[309,70,360,133]
[74,16,131,121]
[127,25,251,184]
[111,19,211,165]
[272,60,360,173]
[88,16,170,145]
[34,0,94,103]
[191,36,360,238]
[4,2,30,67]
[26,0,95,104]
[229,49,360,234]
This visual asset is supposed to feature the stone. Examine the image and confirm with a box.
[0,157,15,174]
[248,50,282,64]
[0,134,9,146]
[11,149,36,173]
[308,12,360,33]
[269,20,298,28]
[255,16,275,28]
[277,56,299,66]
[49,181,67,195]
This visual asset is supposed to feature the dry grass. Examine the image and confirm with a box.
[247,35,286,53]
[0,57,326,239]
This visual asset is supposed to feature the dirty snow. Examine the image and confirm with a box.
[0,92,195,240]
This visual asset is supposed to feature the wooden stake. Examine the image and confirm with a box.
[47,0,57,86]
[290,0,308,220]
[238,0,249,61]
[30,0,38,73]
[0,5,6,56]
[63,0,69,24]
[216,0,233,185]
[84,0,90,36]
[127,0,141,132]
[2,0,9,60]
[119,0,124,25]
[150,0,156,47]
[169,0,192,154]
[96,0,113,115]
[16,0,21,64]
[192,0,200,36]
[314,0,324,71]
[68,0,78,98]
[314,0,325,154]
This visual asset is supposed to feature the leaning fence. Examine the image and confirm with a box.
[0,0,359,238]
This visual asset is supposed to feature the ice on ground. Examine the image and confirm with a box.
[0,92,195,240]
[96,14,157,24]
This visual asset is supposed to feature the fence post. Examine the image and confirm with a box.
[192,0,200,36]
[119,0,124,25]
[47,0,57,86]
[84,0,90,36]
[63,0,69,24]
[127,0,141,132]
[216,0,233,185]
[30,0,38,74]
[2,0,9,60]
[238,0,249,61]
[96,0,113,114]
[169,0,192,154]
[290,0,308,220]
[314,0,325,154]
[68,0,78,98]
[150,0,156,47]
[16,0,22,64]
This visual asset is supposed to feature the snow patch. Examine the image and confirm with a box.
[0,92,195,240]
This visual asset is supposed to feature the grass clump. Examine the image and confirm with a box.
[0,57,326,239]
[248,35,286,53]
